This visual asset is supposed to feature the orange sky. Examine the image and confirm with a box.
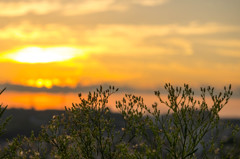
[0,0,240,112]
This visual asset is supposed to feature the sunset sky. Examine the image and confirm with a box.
[0,0,240,115]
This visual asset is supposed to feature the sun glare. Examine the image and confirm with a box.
[8,47,82,63]
[28,78,54,88]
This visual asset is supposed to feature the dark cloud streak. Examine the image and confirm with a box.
[0,0,240,26]
[1,83,240,99]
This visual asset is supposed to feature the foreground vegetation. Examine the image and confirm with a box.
[0,84,239,158]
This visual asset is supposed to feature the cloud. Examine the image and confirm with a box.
[62,0,126,16]
[0,22,238,40]
[0,22,77,44]
[0,1,60,16]
[0,0,127,17]
[170,22,240,35]
[0,83,101,93]
[204,40,240,48]
[199,39,240,58]
[217,50,240,58]
[131,0,169,6]
[1,22,239,58]
[0,0,172,17]
[75,23,239,55]
[84,23,240,38]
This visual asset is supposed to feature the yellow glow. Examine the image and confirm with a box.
[28,78,54,88]
[45,79,53,88]
[8,47,82,63]
[36,79,44,88]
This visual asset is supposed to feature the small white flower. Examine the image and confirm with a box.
[214,148,220,154]
[19,151,23,156]
[35,152,40,156]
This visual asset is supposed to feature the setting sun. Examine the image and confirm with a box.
[7,47,82,63]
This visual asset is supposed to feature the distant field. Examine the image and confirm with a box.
[1,108,240,141]
[1,108,64,140]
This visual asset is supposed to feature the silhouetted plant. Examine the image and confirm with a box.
[1,84,239,158]
[0,88,11,137]
[143,84,234,158]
